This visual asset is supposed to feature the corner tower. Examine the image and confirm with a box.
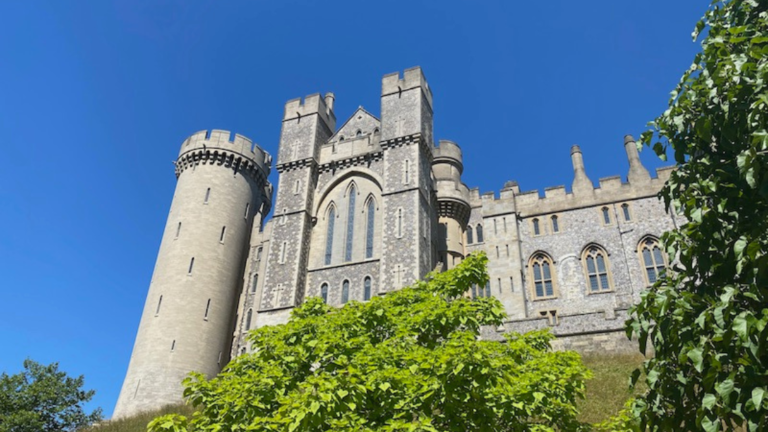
[113,130,272,418]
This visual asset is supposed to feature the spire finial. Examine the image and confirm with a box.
[571,145,593,194]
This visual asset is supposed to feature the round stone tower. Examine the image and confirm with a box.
[432,140,470,269]
[113,130,272,418]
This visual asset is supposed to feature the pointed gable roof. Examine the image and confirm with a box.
[329,106,381,142]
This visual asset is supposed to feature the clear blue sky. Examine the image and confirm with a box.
[0,0,703,418]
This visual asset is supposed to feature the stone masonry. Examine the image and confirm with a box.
[115,67,677,418]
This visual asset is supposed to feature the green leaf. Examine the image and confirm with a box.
[703,393,717,410]
[716,379,735,399]
[752,387,765,411]
[688,347,704,373]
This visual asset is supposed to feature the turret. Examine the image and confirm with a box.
[624,134,651,184]
[433,140,470,269]
[113,130,272,418]
[570,145,594,194]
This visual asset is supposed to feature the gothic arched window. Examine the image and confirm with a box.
[476,224,484,243]
[366,197,375,258]
[341,280,350,304]
[466,225,474,244]
[325,206,335,265]
[320,283,328,303]
[639,237,666,285]
[530,253,556,299]
[363,277,371,301]
[583,245,612,292]
[345,184,356,262]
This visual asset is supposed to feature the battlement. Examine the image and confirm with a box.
[382,67,433,108]
[177,129,272,182]
[283,93,336,128]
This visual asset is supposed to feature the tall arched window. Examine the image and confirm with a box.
[476,224,484,243]
[341,280,350,304]
[345,184,356,262]
[583,246,612,292]
[639,237,666,284]
[363,277,371,301]
[366,198,375,258]
[622,203,631,221]
[325,206,335,265]
[533,218,541,235]
[602,207,611,224]
[530,253,556,299]
[467,225,474,244]
[320,283,328,303]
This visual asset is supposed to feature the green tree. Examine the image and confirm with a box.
[149,253,592,432]
[0,359,103,432]
[629,1,768,431]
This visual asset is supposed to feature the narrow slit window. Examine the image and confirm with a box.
[510,277,514,292]
[551,215,559,233]
[494,219,498,234]
[533,218,540,235]
[204,299,211,319]
[325,206,335,265]
[245,309,252,331]
[295,180,300,194]
[188,257,195,275]
[366,198,375,258]
[244,203,250,218]
[256,247,262,261]
[171,340,176,352]
[467,225,474,244]
[341,280,349,304]
[345,184,356,262]
[397,209,403,238]
[497,278,502,293]
[251,274,258,293]
[363,276,371,301]
[622,203,631,221]
[204,188,211,204]
[155,295,163,315]
[496,246,500,258]
[485,282,491,298]
[506,244,510,257]
[220,226,226,243]
[217,351,222,365]
[175,222,181,238]
[279,242,286,264]
[404,160,410,184]
[503,217,507,233]
[602,207,611,224]
[320,283,328,303]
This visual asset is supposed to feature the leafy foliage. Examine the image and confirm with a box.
[0,359,103,432]
[629,1,768,430]
[149,252,593,432]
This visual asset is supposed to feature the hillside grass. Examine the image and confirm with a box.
[89,354,646,431]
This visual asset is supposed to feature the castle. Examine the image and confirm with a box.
[113,67,679,418]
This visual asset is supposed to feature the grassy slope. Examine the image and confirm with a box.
[90,355,646,431]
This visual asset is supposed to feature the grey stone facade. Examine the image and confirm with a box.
[116,67,676,417]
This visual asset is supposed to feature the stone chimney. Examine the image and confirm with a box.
[624,135,651,184]
[571,145,594,194]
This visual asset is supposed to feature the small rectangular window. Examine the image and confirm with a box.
[204,188,211,204]
[602,207,611,224]
[622,203,631,221]
[220,226,226,243]
[551,215,559,233]
[533,219,540,236]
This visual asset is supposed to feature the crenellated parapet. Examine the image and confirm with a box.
[382,66,433,109]
[176,129,272,188]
